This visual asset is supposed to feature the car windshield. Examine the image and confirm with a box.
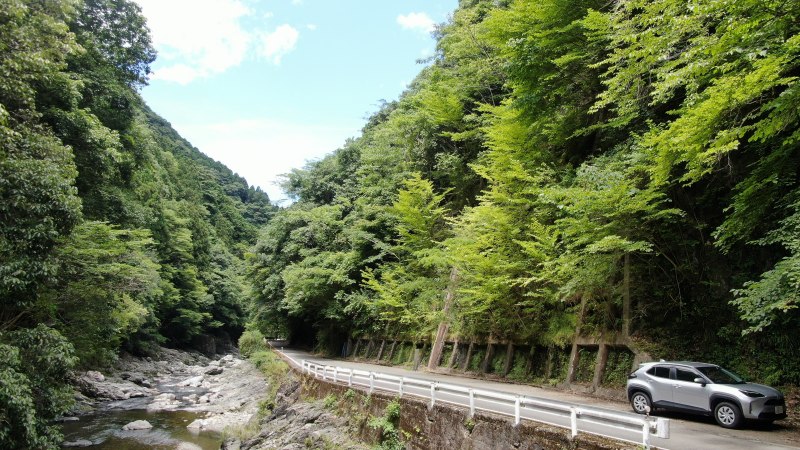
[697,366,745,384]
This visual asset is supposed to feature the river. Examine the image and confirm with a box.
[61,349,268,449]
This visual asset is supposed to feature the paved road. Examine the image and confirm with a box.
[274,347,800,450]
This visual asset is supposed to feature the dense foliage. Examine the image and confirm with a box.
[248,0,800,386]
[0,1,272,446]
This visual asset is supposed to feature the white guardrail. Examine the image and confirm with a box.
[301,360,669,449]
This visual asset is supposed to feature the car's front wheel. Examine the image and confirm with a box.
[630,391,652,415]
[714,401,743,428]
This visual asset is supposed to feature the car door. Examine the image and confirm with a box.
[646,365,674,404]
[672,367,710,411]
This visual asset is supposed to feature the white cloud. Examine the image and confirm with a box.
[151,64,202,85]
[291,0,303,5]
[173,118,360,204]
[397,12,435,33]
[135,0,252,83]
[306,24,317,31]
[259,25,299,65]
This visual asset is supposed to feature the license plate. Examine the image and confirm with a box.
[775,406,784,414]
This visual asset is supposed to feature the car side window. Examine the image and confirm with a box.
[647,365,671,378]
[676,368,699,382]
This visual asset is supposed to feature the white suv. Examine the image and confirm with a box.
[626,361,786,428]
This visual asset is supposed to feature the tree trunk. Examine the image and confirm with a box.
[567,296,589,383]
[376,339,386,361]
[502,342,515,376]
[463,341,475,371]
[428,267,459,370]
[447,338,460,369]
[481,340,495,374]
[623,252,631,337]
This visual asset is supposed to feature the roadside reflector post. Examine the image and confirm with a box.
[468,389,475,418]
[514,396,521,426]
[348,369,352,387]
[399,378,404,398]
[430,382,436,409]
[369,373,374,394]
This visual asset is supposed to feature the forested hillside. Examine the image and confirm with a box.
[0,1,272,447]
[248,0,800,386]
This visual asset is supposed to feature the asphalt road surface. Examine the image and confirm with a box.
[274,346,800,450]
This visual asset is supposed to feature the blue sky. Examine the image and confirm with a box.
[134,0,458,204]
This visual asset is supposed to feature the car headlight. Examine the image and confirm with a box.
[739,389,765,398]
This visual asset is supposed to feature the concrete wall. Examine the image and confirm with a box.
[301,374,633,450]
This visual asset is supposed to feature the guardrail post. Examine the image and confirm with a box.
[468,389,475,418]
[369,373,374,394]
[348,368,352,387]
[655,417,670,439]
[429,382,436,409]
[399,378,404,398]
[514,396,521,426]
[333,367,338,383]
[322,366,327,381]
[569,407,578,438]
[642,418,651,449]
[301,360,306,374]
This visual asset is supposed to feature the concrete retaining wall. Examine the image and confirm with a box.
[300,374,633,450]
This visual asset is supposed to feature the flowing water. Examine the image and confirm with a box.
[60,408,222,449]
[61,381,224,449]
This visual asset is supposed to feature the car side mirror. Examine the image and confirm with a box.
[694,377,706,386]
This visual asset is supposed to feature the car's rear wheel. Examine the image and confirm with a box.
[714,401,743,428]
[630,391,652,415]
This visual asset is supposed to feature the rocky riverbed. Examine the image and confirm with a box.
[62,348,369,449]
[63,348,268,448]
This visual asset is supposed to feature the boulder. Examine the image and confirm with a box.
[56,416,80,423]
[186,418,205,430]
[122,420,153,431]
[176,443,203,450]
[62,439,93,447]
[85,371,105,382]
[205,366,224,376]
[179,375,204,387]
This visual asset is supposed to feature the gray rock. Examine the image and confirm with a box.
[85,370,105,382]
[122,419,153,431]
[176,443,203,450]
[56,416,80,423]
[205,366,224,375]
[62,439,93,447]
[179,375,204,387]
[221,438,241,450]
[187,418,205,430]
